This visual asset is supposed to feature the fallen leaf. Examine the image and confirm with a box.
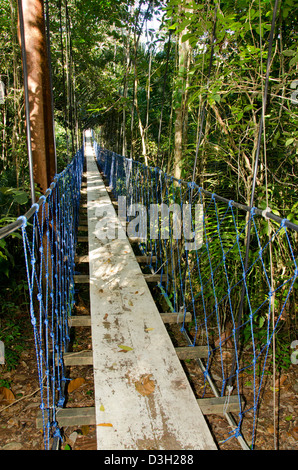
[289,427,298,440]
[135,374,155,396]
[97,423,113,427]
[275,374,287,387]
[215,330,233,348]
[118,344,133,352]
[2,442,22,450]
[100,404,105,412]
[145,328,154,332]
[81,425,90,436]
[68,377,86,393]
[267,426,275,434]
[0,387,15,403]
[104,314,108,320]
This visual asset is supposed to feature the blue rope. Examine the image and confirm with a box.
[18,147,84,449]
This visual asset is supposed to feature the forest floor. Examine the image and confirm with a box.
[0,290,297,452]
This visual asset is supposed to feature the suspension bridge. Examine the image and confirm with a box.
[0,0,297,452]
[0,127,297,451]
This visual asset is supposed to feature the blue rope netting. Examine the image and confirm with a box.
[17,145,84,449]
[93,138,297,449]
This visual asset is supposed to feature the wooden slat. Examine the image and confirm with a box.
[69,316,91,327]
[64,350,93,366]
[135,255,157,264]
[197,396,244,415]
[75,254,89,264]
[74,271,169,283]
[36,407,96,429]
[78,225,88,231]
[144,273,167,283]
[84,131,216,450]
[74,274,89,284]
[175,346,209,360]
[77,235,88,242]
[69,313,190,327]
[160,312,192,324]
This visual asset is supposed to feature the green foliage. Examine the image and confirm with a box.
[0,279,29,370]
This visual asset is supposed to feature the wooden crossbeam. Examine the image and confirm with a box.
[197,396,245,415]
[69,316,91,327]
[143,273,167,283]
[74,273,167,284]
[135,255,157,264]
[36,407,96,429]
[36,397,244,430]
[76,254,157,266]
[75,254,89,263]
[175,346,209,360]
[77,235,88,242]
[160,312,192,323]
[69,313,191,328]
[74,274,89,284]
[64,350,93,366]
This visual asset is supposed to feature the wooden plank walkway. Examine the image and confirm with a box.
[84,131,217,450]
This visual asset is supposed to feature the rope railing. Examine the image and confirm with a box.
[93,138,298,449]
[0,144,84,449]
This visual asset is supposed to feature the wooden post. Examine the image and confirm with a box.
[18,0,56,194]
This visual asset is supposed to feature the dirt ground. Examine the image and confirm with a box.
[0,294,297,451]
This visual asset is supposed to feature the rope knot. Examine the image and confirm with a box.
[261,206,271,220]
[32,203,40,213]
[281,218,288,228]
[250,207,256,217]
[17,216,27,228]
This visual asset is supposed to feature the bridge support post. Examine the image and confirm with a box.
[18,0,56,194]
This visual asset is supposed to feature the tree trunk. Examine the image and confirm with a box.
[173,2,192,181]
[18,0,56,194]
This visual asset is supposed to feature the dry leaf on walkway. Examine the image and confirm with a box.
[118,344,133,352]
[68,377,86,393]
[135,374,155,396]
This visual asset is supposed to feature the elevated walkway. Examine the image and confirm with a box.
[80,132,216,450]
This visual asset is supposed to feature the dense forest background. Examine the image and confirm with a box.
[0,0,297,368]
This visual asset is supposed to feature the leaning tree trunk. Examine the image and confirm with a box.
[173,2,192,181]
[18,0,56,194]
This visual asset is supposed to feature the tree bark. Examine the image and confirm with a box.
[173,2,192,181]
[18,0,56,194]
